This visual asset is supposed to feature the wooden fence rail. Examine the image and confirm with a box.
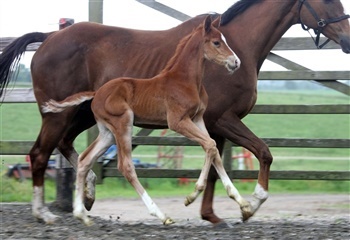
[1,37,349,182]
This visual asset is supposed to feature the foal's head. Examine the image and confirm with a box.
[202,16,240,73]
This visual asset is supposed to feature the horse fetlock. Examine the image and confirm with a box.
[250,190,268,214]
[73,208,93,226]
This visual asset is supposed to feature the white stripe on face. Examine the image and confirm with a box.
[221,33,240,65]
[221,33,235,54]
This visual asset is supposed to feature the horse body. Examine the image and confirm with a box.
[0,0,349,225]
[43,17,241,225]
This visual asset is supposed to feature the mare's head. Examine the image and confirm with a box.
[202,16,240,73]
[298,0,350,53]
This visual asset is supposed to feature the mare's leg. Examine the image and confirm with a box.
[30,113,73,224]
[211,112,272,221]
[73,122,114,225]
[200,134,225,224]
[112,110,173,225]
[57,106,97,210]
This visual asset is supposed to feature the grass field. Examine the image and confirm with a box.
[1,90,349,202]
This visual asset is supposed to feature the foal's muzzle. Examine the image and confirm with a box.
[226,55,241,73]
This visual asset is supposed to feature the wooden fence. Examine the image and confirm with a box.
[1,37,349,182]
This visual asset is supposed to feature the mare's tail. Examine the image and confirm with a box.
[42,91,95,113]
[0,32,54,99]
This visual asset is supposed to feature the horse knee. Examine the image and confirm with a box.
[206,139,218,158]
[29,150,49,176]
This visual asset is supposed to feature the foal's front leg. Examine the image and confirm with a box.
[168,116,217,206]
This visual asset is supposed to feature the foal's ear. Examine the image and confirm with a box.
[204,15,212,34]
[212,17,220,29]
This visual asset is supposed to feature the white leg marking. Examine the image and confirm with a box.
[141,192,166,219]
[74,125,114,226]
[251,183,269,213]
[32,186,59,224]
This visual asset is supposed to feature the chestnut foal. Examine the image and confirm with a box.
[42,16,243,225]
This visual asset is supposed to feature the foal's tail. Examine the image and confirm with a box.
[41,91,95,113]
[0,32,55,99]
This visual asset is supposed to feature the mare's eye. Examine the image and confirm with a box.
[213,41,220,47]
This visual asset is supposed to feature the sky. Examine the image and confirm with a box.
[0,0,349,71]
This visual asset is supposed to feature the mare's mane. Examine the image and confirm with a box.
[220,0,263,26]
[160,24,203,73]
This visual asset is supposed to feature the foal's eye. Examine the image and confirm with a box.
[213,41,220,47]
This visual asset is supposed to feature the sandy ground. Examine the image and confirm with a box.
[89,194,350,224]
[2,194,349,239]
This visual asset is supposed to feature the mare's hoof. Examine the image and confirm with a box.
[213,221,230,229]
[163,218,175,225]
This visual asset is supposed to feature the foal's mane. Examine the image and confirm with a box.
[160,25,203,73]
[220,0,263,26]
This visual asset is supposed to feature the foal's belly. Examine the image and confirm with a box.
[133,115,168,128]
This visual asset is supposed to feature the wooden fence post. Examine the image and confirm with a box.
[223,140,233,171]
[54,18,75,212]
[88,0,104,183]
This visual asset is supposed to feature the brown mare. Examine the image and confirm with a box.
[42,16,240,225]
[0,0,349,225]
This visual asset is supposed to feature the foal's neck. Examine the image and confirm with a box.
[160,30,205,86]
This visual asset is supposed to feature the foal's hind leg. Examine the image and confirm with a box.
[73,122,114,226]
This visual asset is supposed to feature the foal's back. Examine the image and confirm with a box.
[94,77,170,126]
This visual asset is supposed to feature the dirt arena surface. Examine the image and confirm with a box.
[1,194,349,239]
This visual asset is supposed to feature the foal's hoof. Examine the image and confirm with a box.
[84,196,95,211]
[163,218,175,225]
[75,215,94,226]
[240,201,254,222]
[184,196,193,206]
[184,191,199,206]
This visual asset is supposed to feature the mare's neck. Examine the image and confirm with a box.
[222,0,299,72]
[160,30,205,86]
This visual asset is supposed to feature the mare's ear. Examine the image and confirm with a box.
[204,15,212,34]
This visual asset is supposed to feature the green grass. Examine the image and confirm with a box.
[1,90,349,202]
